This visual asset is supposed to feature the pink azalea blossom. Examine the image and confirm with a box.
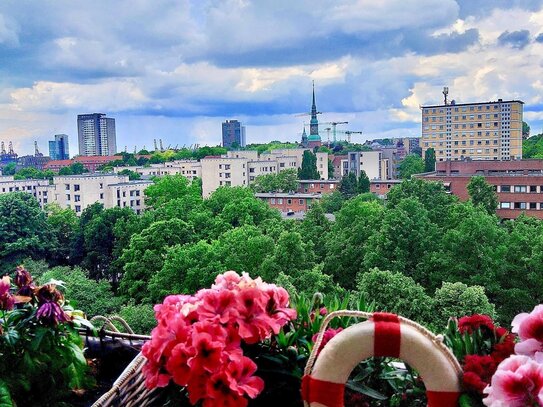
[512,305,543,359]
[197,289,239,324]
[212,270,242,290]
[226,356,264,398]
[483,355,543,407]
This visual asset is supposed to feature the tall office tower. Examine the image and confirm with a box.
[77,113,117,156]
[48,134,70,160]
[222,120,246,148]
[421,89,523,161]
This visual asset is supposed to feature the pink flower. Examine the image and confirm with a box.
[512,305,543,359]
[204,370,248,407]
[312,327,344,355]
[188,332,225,372]
[483,355,543,407]
[212,271,242,290]
[166,343,194,386]
[319,307,328,316]
[197,289,239,324]
[0,276,14,311]
[226,355,264,399]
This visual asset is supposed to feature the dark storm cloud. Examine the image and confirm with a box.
[498,30,531,49]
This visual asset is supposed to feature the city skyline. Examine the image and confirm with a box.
[2,1,543,155]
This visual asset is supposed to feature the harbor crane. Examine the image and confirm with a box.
[344,130,363,143]
[321,121,348,143]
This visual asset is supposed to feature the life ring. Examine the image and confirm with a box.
[302,311,463,407]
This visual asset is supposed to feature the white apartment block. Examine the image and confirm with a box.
[201,149,329,197]
[0,177,50,197]
[35,174,152,215]
[347,151,389,180]
[113,160,201,180]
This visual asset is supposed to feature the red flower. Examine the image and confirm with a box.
[197,289,238,324]
[458,314,495,334]
[188,332,225,372]
[0,276,14,311]
[462,355,496,394]
[205,370,248,407]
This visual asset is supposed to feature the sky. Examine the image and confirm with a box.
[2,1,543,156]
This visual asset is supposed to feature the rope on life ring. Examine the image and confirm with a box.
[301,310,463,407]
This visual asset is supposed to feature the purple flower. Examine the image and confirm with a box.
[36,284,64,305]
[14,266,32,289]
[0,276,14,311]
[37,302,69,325]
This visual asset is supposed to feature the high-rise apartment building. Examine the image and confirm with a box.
[77,113,117,156]
[48,134,70,160]
[222,120,246,148]
[421,98,523,161]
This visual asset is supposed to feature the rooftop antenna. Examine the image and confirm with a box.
[443,86,449,105]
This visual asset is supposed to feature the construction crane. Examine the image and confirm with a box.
[295,111,322,117]
[8,142,14,155]
[321,122,348,143]
[153,139,158,151]
[0,142,5,155]
[34,141,43,157]
[159,139,164,151]
[344,131,363,143]
[324,127,331,143]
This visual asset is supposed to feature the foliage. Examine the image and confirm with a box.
[115,302,156,335]
[338,172,358,198]
[424,147,436,172]
[58,162,87,176]
[1,163,16,175]
[44,203,79,266]
[13,167,55,180]
[433,282,496,328]
[319,190,344,213]
[0,266,93,406]
[327,158,334,179]
[467,175,498,214]
[358,170,370,193]
[522,121,530,137]
[0,193,51,273]
[523,133,543,158]
[356,269,434,327]
[398,154,424,179]
[117,169,141,180]
[38,266,122,317]
[145,175,199,208]
[250,169,298,193]
[298,150,320,180]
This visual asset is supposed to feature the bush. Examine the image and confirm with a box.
[116,303,157,335]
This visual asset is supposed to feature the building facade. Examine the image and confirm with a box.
[35,174,151,215]
[222,120,246,148]
[255,192,322,213]
[297,179,339,194]
[77,113,117,156]
[370,179,403,198]
[421,99,523,162]
[0,177,49,197]
[348,151,388,180]
[113,160,201,180]
[418,160,543,219]
[201,149,328,197]
[49,134,70,160]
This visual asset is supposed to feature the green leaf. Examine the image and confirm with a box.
[346,380,387,400]
[0,381,12,407]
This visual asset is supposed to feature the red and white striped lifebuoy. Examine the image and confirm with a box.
[302,311,462,407]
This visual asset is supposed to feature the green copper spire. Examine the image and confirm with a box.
[308,81,321,141]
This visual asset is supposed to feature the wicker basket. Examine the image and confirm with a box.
[83,316,163,407]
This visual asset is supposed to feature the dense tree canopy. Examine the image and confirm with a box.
[298,150,320,180]
[398,154,425,179]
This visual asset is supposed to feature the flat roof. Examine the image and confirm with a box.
[299,179,339,183]
[421,99,524,109]
[54,173,122,179]
[370,179,403,184]
[255,192,323,199]
[108,181,153,186]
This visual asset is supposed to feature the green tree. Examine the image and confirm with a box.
[433,282,496,328]
[398,154,424,179]
[319,191,344,213]
[70,162,87,174]
[116,303,157,334]
[45,203,79,266]
[327,159,334,179]
[117,169,141,180]
[298,150,320,180]
[324,198,384,289]
[0,192,51,272]
[424,148,436,172]
[2,162,16,175]
[119,219,194,303]
[145,175,196,208]
[250,169,298,193]
[357,170,370,193]
[299,203,331,261]
[356,269,434,326]
[467,175,498,214]
[523,121,530,137]
[339,172,358,198]
[69,202,104,265]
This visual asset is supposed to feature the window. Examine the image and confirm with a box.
[530,186,538,193]
[99,183,103,189]
[299,199,304,205]
[66,194,71,201]
[271,198,276,204]
[287,199,292,205]
[74,184,80,191]
[278,198,283,204]
[65,184,70,190]
[74,195,80,202]
[75,205,81,213]
[514,202,527,209]
[500,202,511,209]
[530,202,537,209]
[514,186,527,193]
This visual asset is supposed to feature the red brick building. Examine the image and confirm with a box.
[370,180,403,198]
[297,179,339,194]
[255,192,322,213]
[419,160,543,219]
[45,155,151,172]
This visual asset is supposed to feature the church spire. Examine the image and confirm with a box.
[309,81,320,140]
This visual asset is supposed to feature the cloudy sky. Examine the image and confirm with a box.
[1,0,543,156]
